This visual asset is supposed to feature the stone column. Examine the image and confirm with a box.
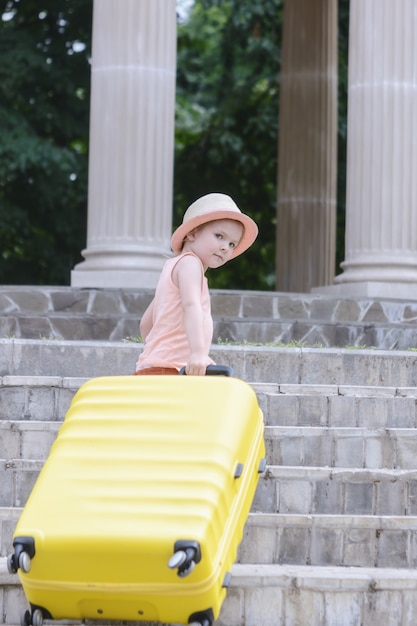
[71,0,176,288]
[275,0,338,292]
[318,0,417,299]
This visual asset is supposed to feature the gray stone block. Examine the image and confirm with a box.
[328,395,358,427]
[265,394,299,426]
[298,395,329,426]
[375,480,407,516]
[0,470,13,508]
[0,510,21,556]
[278,479,312,515]
[313,479,343,514]
[344,482,373,515]
[344,528,376,567]
[0,388,26,422]
[279,525,309,565]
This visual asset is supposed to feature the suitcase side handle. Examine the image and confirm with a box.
[178,365,233,377]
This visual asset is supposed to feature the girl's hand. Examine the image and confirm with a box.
[185,354,215,376]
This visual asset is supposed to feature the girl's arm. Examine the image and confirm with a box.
[139,298,155,341]
[174,255,213,376]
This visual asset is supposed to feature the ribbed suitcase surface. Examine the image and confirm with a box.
[9,374,265,626]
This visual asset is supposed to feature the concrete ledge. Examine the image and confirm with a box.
[3,558,417,626]
[2,340,417,386]
[2,286,417,324]
[264,425,417,468]
[5,419,417,469]
[229,562,417,590]
[253,465,417,516]
[241,513,417,569]
[218,563,417,626]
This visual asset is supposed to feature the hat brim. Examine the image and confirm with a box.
[171,210,258,258]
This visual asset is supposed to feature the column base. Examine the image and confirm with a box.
[71,268,163,289]
[312,281,417,301]
[71,246,171,289]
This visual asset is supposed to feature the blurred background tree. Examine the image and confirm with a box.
[0,0,92,284]
[0,0,349,289]
[175,0,282,289]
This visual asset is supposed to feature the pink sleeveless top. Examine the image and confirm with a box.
[135,252,213,371]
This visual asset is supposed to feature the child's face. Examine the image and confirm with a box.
[184,219,244,269]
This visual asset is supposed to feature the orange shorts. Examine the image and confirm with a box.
[133,367,179,376]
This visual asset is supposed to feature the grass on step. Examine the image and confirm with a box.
[123,336,383,349]
[4,334,415,351]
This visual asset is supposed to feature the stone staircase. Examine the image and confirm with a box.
[2,287,417,626]
[2,285,417,349]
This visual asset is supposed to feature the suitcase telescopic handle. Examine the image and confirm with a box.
[178,365,233,377]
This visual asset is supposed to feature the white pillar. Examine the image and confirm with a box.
[315,0,417,299]
[71,0,176,288]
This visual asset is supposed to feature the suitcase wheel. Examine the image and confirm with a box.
[168,549,196,577]
[7,554,17,575]
[19,551,32,573]
[7,550,31,574]
[9,537,35,575]
[178,556,196,577]
[188,608,214,626]
[168,540,201,577]
[20,609,43,626]
[168,549,187,569]
[32,610,43,626]
[20,610,31,626]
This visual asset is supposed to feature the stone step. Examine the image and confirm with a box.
[2,286,417,349]
[222,563,417,626]
[4,420,417,472]
[3,376,417,429]
[253,466,417,517]
[241,513,417,569]
[0,422,60,461]
[3,507,417,571]
[2,558,417,626]
[5,312,417,350]
[1,286,414,324]
[262,384,417,428]
[0,377,87,422]
[265,426,417,469]
[3,459,417,517]
[215,318,417,350]
[2,287,417,326]
[3,339,417,386]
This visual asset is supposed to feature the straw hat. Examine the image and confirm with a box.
[171,193,258,258]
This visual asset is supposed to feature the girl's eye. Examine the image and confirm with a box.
[230,242,236,248]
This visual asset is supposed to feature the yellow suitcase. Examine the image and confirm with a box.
[8,369,265,626]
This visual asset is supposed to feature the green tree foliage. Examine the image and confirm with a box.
[0,0,92,284]
[175,0,282,289]
[337,0,349,273]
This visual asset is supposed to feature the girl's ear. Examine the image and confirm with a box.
[185,228,197,242]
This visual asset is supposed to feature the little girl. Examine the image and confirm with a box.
[134,193,258,376]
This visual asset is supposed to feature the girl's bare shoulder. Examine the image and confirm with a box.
[172,252,203,285]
